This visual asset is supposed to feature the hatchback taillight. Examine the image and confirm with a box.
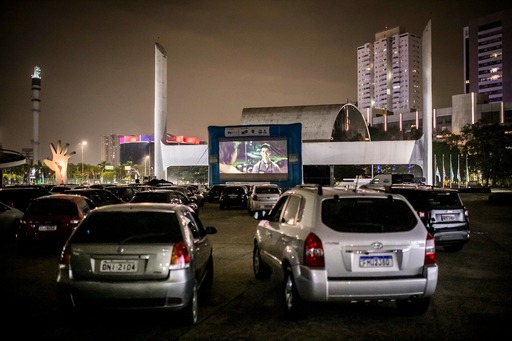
[170,241,191,269]
[304,233,325,268]
[424,233,436,265]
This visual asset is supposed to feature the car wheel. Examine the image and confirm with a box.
[396,297,430,315]
[183,283,199,325]
[443,243,464,252]
[253,245,271,279]
[282,266,305,319]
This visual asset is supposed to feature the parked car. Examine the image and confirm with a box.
[130,189,199,213]
[157,185,200,207]
[219,185,248,209]
[386,184,470,252]
[359,173,417,190]
[247,184,281,215]
[64,188,123,207]
[56,203,217,325]
[207,184,226,203]
[186,184,206,207]
[16,194,95,250]
[0,201,24,241]
[253,184,438,319]
[104,185,139,202]
[0,186,51,212]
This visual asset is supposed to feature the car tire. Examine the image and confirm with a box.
[396,297,430,315]
[183,283,199,325]
[282,266,306,320]
[253,245,271,279]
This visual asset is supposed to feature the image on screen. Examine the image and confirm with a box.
[218,138,288,181]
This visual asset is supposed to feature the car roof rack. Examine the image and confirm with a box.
[297,184,323,195]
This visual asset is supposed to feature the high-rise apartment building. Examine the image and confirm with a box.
[464,9,512,103]
[357,27,422,114]
[100,134,120,166]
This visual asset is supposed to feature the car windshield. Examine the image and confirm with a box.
[70,211,183,244]
[26,199,78,216]
[321,197,417,233]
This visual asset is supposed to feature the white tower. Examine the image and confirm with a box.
[154,43,167,179]
[31,66,41,165]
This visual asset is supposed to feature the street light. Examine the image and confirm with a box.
[81,141,87,184]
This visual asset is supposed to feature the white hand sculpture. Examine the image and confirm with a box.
[43,140,76,185]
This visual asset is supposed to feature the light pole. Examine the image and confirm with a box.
[144,155,149,178]
[81,141,87,184]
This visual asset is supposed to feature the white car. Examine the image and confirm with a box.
[247,184,281,215]
[253,185,438,319]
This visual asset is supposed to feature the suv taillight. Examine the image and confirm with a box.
[170,241,191,269]
[424,233,436,265]
[304,233,325,268]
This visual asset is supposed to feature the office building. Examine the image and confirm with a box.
[464,9,512,103]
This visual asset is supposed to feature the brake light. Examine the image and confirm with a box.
[304,233,325,268]
[170,241,191,269]
[424,233,436,265]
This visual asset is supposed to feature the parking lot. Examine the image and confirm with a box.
[2,191,511,340]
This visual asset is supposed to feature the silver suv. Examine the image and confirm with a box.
[247,184,281,215]
[253,185,438,319]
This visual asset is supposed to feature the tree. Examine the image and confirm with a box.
[460,122,512,187]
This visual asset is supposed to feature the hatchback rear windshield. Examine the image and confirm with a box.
[70,211,183,244]
[255,187,280,194]
[321,197,417,233]
[26,199,79,216]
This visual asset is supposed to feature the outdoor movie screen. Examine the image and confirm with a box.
[218,137,288,181]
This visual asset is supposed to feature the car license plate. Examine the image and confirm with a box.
[359,255,393,267]
[100,260,138,273]
[441,214,455,221]
[39,225,57,231]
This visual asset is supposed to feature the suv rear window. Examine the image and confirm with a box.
[70,211,183,244]
[394,190,463,210]
[224,186,245,194]
[321,197,417,233]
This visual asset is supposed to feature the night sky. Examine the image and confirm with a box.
[1,0,510,164]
